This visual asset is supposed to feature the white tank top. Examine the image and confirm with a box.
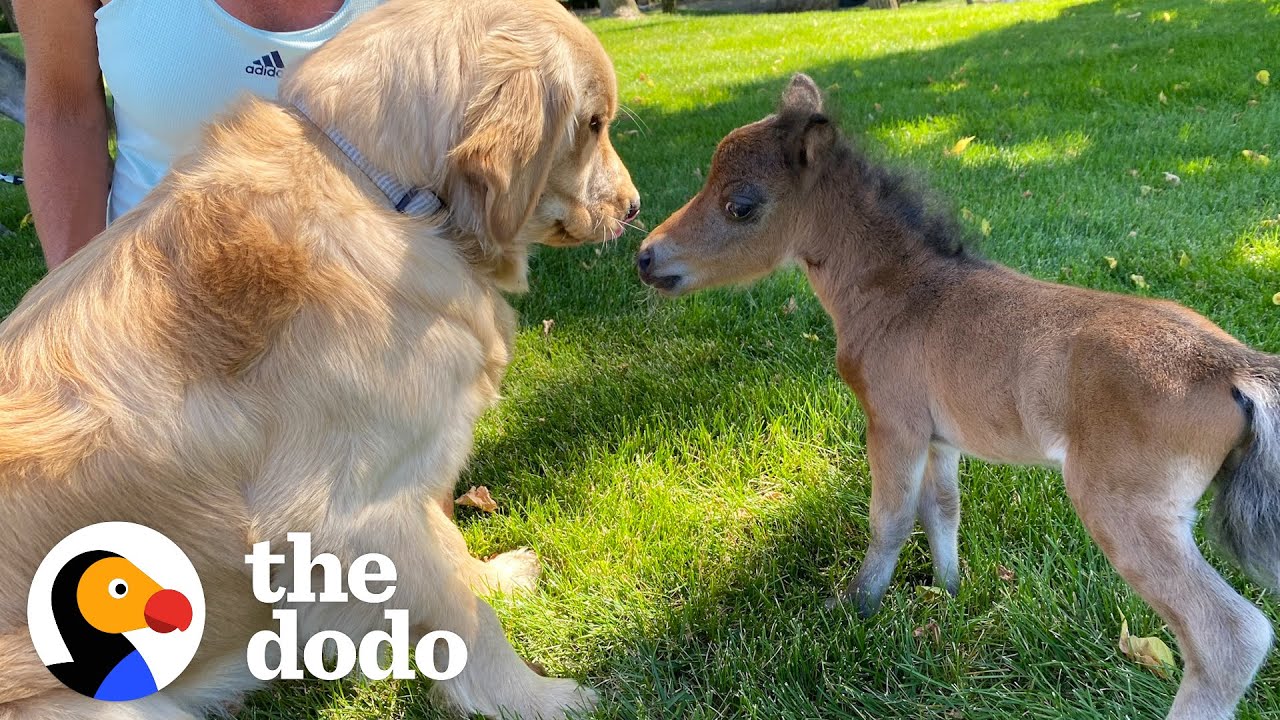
[95,0,384,221]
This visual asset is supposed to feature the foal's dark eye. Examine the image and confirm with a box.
[588,115,602,133]
[724,197,758,221]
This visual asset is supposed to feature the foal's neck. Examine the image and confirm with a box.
[792,152,979,357]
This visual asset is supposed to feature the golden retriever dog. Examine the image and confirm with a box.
[0,0,638,718]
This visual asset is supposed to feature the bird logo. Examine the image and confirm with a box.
[27,522,205,702]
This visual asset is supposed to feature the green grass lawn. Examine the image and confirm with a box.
[3,0,1279,717]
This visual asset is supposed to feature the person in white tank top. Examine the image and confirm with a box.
[17,0,384,269]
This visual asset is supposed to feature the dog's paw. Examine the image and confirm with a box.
[526,678,597,719]
[484,547,542,596]
[436,675,596,720]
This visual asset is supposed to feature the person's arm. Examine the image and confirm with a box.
[15,0,110,269]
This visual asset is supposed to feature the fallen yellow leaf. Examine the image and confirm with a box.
[1105,256,1118,270]
[1273,292,1280,305]
[1258,70,1271,86]
[915,585,947,604]
[980,219,992,237]
[1131,274,1149,289]
[1243,149,1272,166]
[946,135,976,156]
[455,486,499,513]
[1179,251,1191,268]
[1158,91,1168,104]
[1119,619,1177,678]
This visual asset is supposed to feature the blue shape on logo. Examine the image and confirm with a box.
[94,650,159,702]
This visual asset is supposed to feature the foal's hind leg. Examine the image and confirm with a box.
[1065,457,1272,720]
[831,421,931,616]
[918,444,962,595]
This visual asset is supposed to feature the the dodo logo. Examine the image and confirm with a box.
[27,522,205,702]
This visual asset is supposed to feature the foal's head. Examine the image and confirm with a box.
[636,74,840,295]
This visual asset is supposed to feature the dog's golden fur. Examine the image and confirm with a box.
[0,1,637,718]
[639,74,1279,720]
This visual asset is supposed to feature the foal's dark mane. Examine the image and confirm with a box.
[852,150,976,260]
[789,107,979,262]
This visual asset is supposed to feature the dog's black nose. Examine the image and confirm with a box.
[625,200,641,222]
[636,247,653,274]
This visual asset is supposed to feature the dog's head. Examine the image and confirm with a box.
[283,0,639,288]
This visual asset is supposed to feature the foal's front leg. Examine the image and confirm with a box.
[832,418,932,616]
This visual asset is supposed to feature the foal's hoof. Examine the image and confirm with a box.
[485,547,542,596]
[825,586,883,618]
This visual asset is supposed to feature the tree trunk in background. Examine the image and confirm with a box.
[599,0,642,18]
[777,0,837,9]
[661,0,678,12]
[0,0,23,125]
[867,0,899,7]
[0,0,16,33]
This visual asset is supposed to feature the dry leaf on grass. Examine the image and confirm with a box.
[1131,274,1149,289]
[542,318,556,337]
[1258,70,1271,86]
[1272,292,1280,306]
[997,565,1016,583]
[455,486,498,513]
[1242,149,1272,166]
[913,620,941,644]
[1119,618,1176,677]
[783,296,798,315]
[1104,256,1119,270]
[915,585,947,605]
[946,136,976,157]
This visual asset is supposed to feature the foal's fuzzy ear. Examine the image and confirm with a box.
[781,112,837,176]
[449,30,573,248]
[780,73,824,115]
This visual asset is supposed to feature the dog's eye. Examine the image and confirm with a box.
[109,579,128,599]
[725,198,757,221]
[588,115,602,134]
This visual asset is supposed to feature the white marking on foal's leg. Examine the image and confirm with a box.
[918,445,962,594]
[833,432,931,616]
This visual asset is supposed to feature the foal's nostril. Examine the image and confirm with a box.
[625,200,641,222]
[636,247,654,274]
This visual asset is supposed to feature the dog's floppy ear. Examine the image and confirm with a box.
[449,30,573,248]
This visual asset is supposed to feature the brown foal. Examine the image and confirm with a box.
[637,74,1279,720]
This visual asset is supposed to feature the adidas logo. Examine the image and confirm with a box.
[245,51,285,78]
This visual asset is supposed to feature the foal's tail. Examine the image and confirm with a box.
[1210,359,1280,590]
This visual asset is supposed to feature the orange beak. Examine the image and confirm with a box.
[143,588,192,633]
